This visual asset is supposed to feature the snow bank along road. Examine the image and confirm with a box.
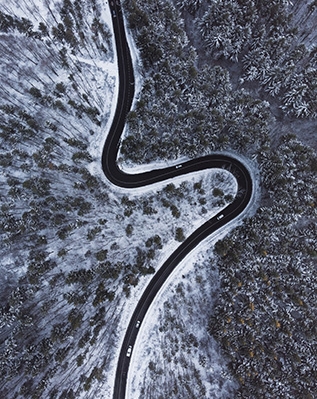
[102,2,253,398]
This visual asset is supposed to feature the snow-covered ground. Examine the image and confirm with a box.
[126,238,237,398]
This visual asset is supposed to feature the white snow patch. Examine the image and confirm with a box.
[126,230,238,398]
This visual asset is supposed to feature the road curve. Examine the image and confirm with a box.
[103,2,253,399]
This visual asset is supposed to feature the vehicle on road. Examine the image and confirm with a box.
[126,345,132,357]
[217,214,224,220]
[175,164,182,169]
[136,320,141,328]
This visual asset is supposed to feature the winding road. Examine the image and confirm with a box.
[102,2,253,398]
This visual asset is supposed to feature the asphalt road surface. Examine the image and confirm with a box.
[102,2,253,398]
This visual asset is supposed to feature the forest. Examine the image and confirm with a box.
[122,0,317,398]
[0,0,316,398]
[0,2,236,397]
